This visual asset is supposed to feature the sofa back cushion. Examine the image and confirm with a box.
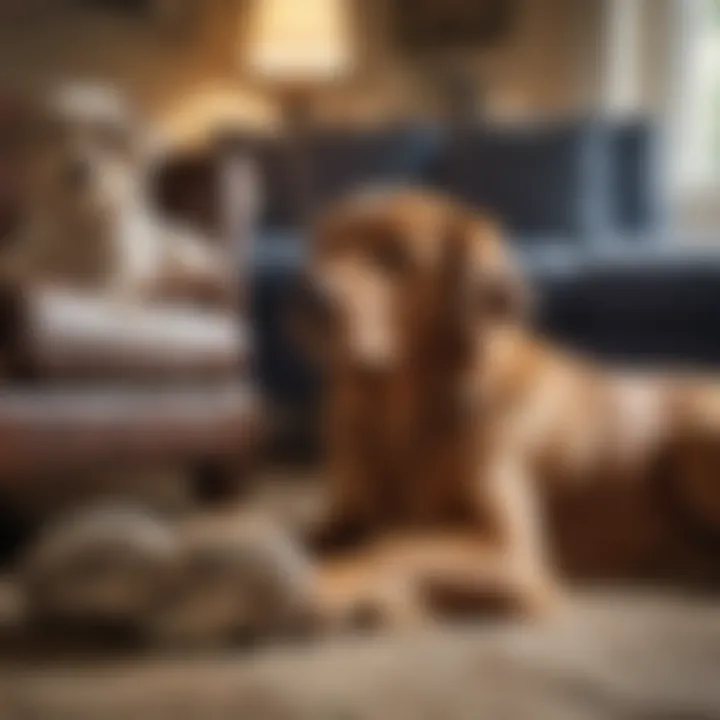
[245,126,443,231]
[246,118,662,246]
[436,120,610,245]
[606,120,664,238]
[307,125,443,212]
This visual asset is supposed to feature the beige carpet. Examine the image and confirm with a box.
[1,591,720,720]
[1,471,719,719]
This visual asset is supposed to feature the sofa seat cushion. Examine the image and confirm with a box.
[532,245,720,365]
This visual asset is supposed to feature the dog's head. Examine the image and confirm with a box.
[295,190,530,376]
[15,84,150,226]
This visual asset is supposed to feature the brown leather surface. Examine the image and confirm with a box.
[0,283,248,381]
[0,385,261,480]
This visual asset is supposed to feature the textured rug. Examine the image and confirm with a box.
[1,590,719,720]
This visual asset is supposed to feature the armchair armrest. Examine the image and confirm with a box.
[0,385,261,480]
[0,281,248,381]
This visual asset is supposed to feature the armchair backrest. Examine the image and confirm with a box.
[153,142,262,312]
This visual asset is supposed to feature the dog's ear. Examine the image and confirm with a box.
[284,272,336,366]
[482,246,534,325]
[448,210,534,326]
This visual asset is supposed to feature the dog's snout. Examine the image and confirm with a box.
[63,157,92,189]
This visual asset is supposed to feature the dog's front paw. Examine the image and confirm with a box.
[312,555,432,636]
[345,584,432,635]
[516,576,565,621]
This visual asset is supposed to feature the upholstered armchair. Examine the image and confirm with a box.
[0,143,263,551]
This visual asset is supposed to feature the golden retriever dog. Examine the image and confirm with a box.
[296,189,720,629]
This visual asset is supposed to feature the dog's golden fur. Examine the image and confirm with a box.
[300,190,720,629]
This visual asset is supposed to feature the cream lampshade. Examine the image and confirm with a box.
[245,0,354,86]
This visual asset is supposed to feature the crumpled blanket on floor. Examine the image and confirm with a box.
[1,591,719,720]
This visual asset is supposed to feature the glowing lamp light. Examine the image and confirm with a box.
[245,0,354,85]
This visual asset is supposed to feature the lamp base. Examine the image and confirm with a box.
[278,87,316,227]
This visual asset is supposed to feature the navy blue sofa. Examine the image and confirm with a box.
[247,119,720,452]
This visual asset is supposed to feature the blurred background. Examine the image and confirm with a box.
[2,2,720,440]
[1,1,720,548]
[2,2,720,716]
[0,0,720,534]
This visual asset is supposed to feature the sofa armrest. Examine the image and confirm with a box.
[0,282,248,381]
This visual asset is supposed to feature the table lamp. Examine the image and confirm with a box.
[244,0,354,222]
